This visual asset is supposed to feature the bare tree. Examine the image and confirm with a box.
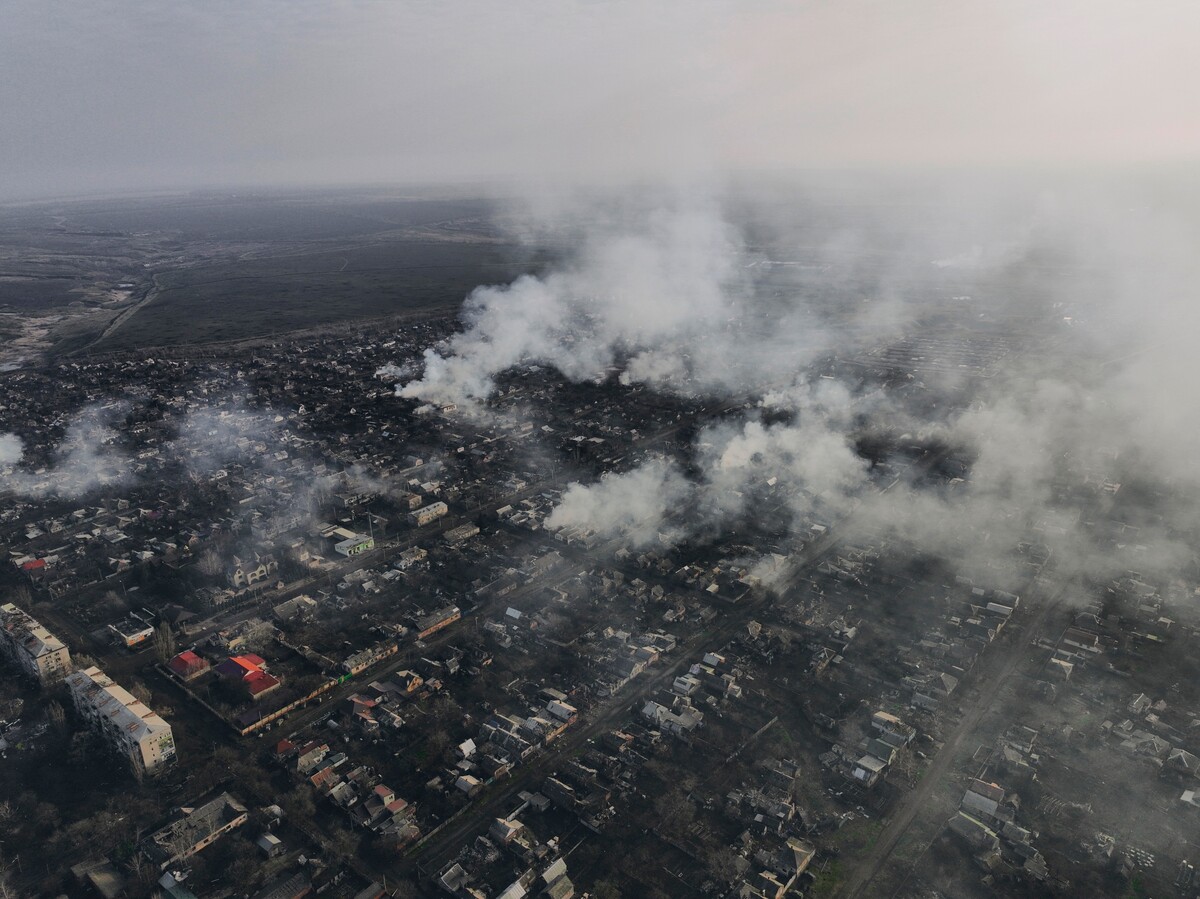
[45,700,67,736]
[653,787,695,839]
[98,590,127,615]
[197,550,223,578]
[426,728,451,759]
[129,850,157,895]
[153,621,176,665]
[281,787,316,822]
[130,680,153,706]
[74,651,99,670]
[706,845,744,884]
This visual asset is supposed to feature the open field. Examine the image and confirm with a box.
[91,239,538,352]
[0,189,551,359]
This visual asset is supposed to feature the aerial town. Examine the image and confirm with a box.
[1,261,1198,899]
[3,3,1200,898]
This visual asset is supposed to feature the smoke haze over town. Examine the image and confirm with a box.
[1,3,1199,899]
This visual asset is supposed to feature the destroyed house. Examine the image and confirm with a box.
[143,793,248,869]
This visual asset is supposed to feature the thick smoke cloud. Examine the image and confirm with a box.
[0,433,22,465]
[540,378,873,552]
[459,181,1200,597]
[548,351,1192,595]
[394,175,1079,411]
[545,459,691,550]
[702,417,868,519]
[400,197,747,405]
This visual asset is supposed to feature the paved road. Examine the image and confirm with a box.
[837,578,1065,899]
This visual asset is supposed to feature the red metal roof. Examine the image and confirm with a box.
[217,654,267,677]
[245,671,280,695]
[167,650,208,675]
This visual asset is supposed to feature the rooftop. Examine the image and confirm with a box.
[0,602,66,658]
[145,792,247,865]
[67,665,172,745]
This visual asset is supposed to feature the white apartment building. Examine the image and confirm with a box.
[409,501,448,527]
[66,665,176,776]
[0,602,71,684]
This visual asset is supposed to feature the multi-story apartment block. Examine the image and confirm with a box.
[0,602,71,684]
[65,665,176,776]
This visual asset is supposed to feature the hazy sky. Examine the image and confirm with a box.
[3,0,1199,199]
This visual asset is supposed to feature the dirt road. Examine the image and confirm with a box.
[838,580,1064,898]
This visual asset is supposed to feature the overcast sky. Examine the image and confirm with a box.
[3,0,1199,200]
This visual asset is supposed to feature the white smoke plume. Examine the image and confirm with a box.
[0,433,22,465]
[0,394,404,531]
[545,458,691,549]
[399,196,747,405]
[547,379,872,548]
[393,177,1200,601]
[0,405,130,498]
[699,416,869,522]
[390,179,1045,411]
[173,405,281,474]
[546,250,1199,592]
[375,362,419,382]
